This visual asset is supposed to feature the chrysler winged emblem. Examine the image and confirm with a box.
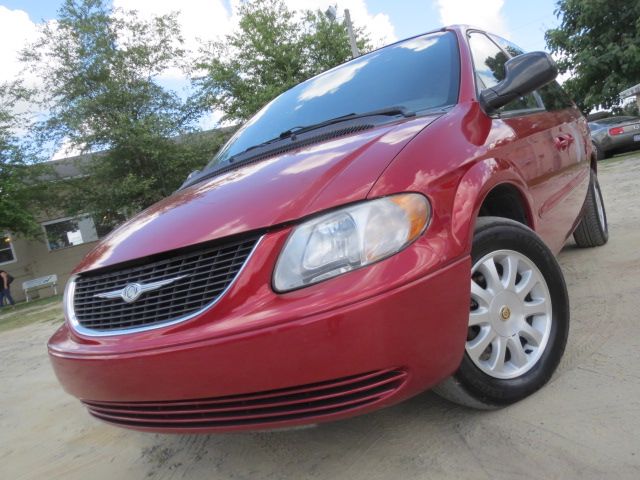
[94,275,187,303]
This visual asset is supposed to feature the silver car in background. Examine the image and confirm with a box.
[589,116,640,160]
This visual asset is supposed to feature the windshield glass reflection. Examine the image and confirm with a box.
[207,31,460,170]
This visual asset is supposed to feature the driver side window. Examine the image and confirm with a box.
[490,34,575,111]
[468,32,540,113]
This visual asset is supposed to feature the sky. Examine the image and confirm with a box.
[0,0,562,85]
[0,0,562,156]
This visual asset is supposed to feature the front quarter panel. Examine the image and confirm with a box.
[371,96,590,258]
[368,101,531,262]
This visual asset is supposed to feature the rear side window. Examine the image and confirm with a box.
[468,32,539,113]
[489,34,575,111]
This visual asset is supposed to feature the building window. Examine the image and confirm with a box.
[0,234,16,264]
[43,216,99,251]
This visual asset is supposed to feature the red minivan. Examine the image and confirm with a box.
[48,26,608,433]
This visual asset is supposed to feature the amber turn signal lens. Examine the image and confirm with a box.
[390,193,430,242]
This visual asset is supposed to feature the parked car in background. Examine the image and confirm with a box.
[48,26,608,433]
[589,116,640,160]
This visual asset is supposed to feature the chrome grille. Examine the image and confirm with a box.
[72,236,259,333]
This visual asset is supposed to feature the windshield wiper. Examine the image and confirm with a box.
[179,105,440,190]
[278,106,416,140]
[180,106,417,189]
[225,106,415,164]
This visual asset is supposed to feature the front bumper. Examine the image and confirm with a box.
[48,228,470,433]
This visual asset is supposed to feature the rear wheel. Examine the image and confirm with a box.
[434,217,569,409]
[573,170,608,248]
[592,142,605,161]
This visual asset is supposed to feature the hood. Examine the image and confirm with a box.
[76,115,440,273]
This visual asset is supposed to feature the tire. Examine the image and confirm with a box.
[573,170,608,247]
[434,217,570,409]
[592,142,605,161]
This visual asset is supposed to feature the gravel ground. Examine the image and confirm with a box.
[2,155,640,480]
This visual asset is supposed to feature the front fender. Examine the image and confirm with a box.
[368,102,535,264]
[450,158,535,253]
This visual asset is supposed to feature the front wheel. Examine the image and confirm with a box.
[434,217,570,409]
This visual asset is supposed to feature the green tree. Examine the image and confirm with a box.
[192,0,371,122]
[22,0,220,230]
[545,0,640,113]
[301,9,370,75]
[621,102,639,117]
[0,83,48,237]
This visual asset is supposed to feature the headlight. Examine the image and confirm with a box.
[273,193,430,292]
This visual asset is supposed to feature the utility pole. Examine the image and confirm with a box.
[344,9,360,58]
[324,6,360,58]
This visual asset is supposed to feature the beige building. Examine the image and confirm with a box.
[2,128,229,303]
[3,156,101,303]
[620,83,640,109]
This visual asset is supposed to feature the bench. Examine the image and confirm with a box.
[22,274,58,302]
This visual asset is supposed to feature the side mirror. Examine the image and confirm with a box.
[479,51,558,114]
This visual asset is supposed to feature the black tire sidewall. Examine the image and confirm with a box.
[593,142,604,161]
[454,219,570,407]
[593,174,609,237]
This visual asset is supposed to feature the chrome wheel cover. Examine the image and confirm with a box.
[467,249,552,379]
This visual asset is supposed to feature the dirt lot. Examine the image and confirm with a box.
[2,154,640,480]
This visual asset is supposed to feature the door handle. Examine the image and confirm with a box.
[554,134,574,151]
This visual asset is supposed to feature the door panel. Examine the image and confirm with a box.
[467,31,589,252]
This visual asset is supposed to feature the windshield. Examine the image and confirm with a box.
[205,31,460,169]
